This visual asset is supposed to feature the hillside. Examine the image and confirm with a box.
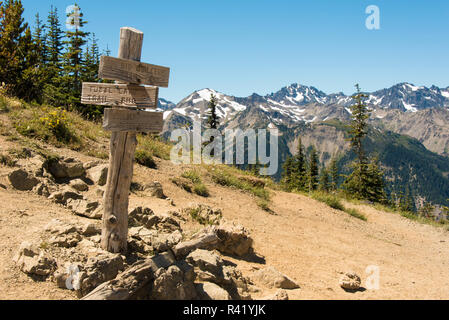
[1,97,449,300]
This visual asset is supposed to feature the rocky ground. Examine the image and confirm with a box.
[1,134,449,300]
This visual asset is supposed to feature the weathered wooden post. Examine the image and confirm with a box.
[81,27,170,253]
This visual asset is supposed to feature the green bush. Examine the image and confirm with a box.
[211,170,270,201]
[135,150,157,169]
[311,192,345,211]
[182,170,201,184]
[0,153,16,167]
[344,208,367,221]
[193,183,210,197]
[0,96,9,113]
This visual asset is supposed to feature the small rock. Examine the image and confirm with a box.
[8,169,39,191]
[183,204,222,225]
[47,158,85,179]
[70,179,88,192]
[262,289,289,300]
[145,181,166,199]
[96,187,105,198]
[0,183,6,189]
[215,222,253,256]
[150,265,197,300]
[195,282,231,300]
[77,253,124,296]
[13,241,56,276]
[33,183,50,197]
[79,223,101,236]
[87,165,108,186]
[186,249,224,276]
[48,187,83,205]
[49,233,82,248]
[253,266,299,289]
[67,199,100,219]
[44,219,78,235]
[339,271,361,291]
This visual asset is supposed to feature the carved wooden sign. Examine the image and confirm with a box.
[81,83,159,108]
[99,56,170,87]
[103,108,163,132]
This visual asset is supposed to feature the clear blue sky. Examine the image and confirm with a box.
[21,0,449,103]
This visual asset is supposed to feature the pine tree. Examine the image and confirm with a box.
[308,146,319,191]
[0,0,39,100]
[365,156,386,203]
[45,5,63,79]
[292,138,308,191]
[282,156,294,190]
[343,84,386,202]
[82,32,99,82]
[319,167,331,192]
[207,93,219,130]
[329,157,339,191]
[32,13,46,65]
[42,5,65,106]
[62,3,89,108]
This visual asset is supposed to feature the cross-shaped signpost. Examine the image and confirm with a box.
[81,27,170,253]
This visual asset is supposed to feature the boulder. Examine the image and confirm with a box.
[77,253,124,296]
[195,282,231,300]
[214,222,253,257]
[48,187,83,205]
[49,233,82,248]
[145,181,166,199]
[87,165,108,186]
[78,223,101,237]
[66,199,100,219]
[8,169,39,191]
[339,271,361,291]
[150,265,197,300]
[44,219,78,235]
[33,183,50,197]
[186,249,224,276]
[13,241,56,276]
[44,219,82,248]
[70,179,88,192]
[130,227,182,253]
[47,158,85,179]
[253,267,299,290]
[129,207,181,232]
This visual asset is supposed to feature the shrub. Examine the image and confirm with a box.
[0,96,9,113]
[311,192,345,211]
[137,134,171,160]
[182,170,201,184]
[193,183,210,197]
[344,208,367,221]
[0,153,16,167]
[39,107,72,143]
[211,169,270,201]
[135,150,157,169]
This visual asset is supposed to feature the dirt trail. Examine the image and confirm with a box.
[1,141,449,299]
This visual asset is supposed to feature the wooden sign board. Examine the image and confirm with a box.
[99,56,170,87]
[81,83,159,108]
[103,108,164,133]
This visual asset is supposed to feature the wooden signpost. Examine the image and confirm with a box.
[81,27,170,253]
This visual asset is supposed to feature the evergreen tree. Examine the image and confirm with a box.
[292,138,308,191]
[343,84,386,202]
[319,167,331,192]
[42,5,65,106]
[207,93,219,130]
[282,156,294,190]
[32,13,46,65]
[365,157,386,203]
[45,6,63,79]
[308,146,319,191]
[329,157,339,191]
[82,32,99,82]
[0,0,39,100]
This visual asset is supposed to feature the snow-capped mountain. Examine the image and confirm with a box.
[159,82,449,157]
